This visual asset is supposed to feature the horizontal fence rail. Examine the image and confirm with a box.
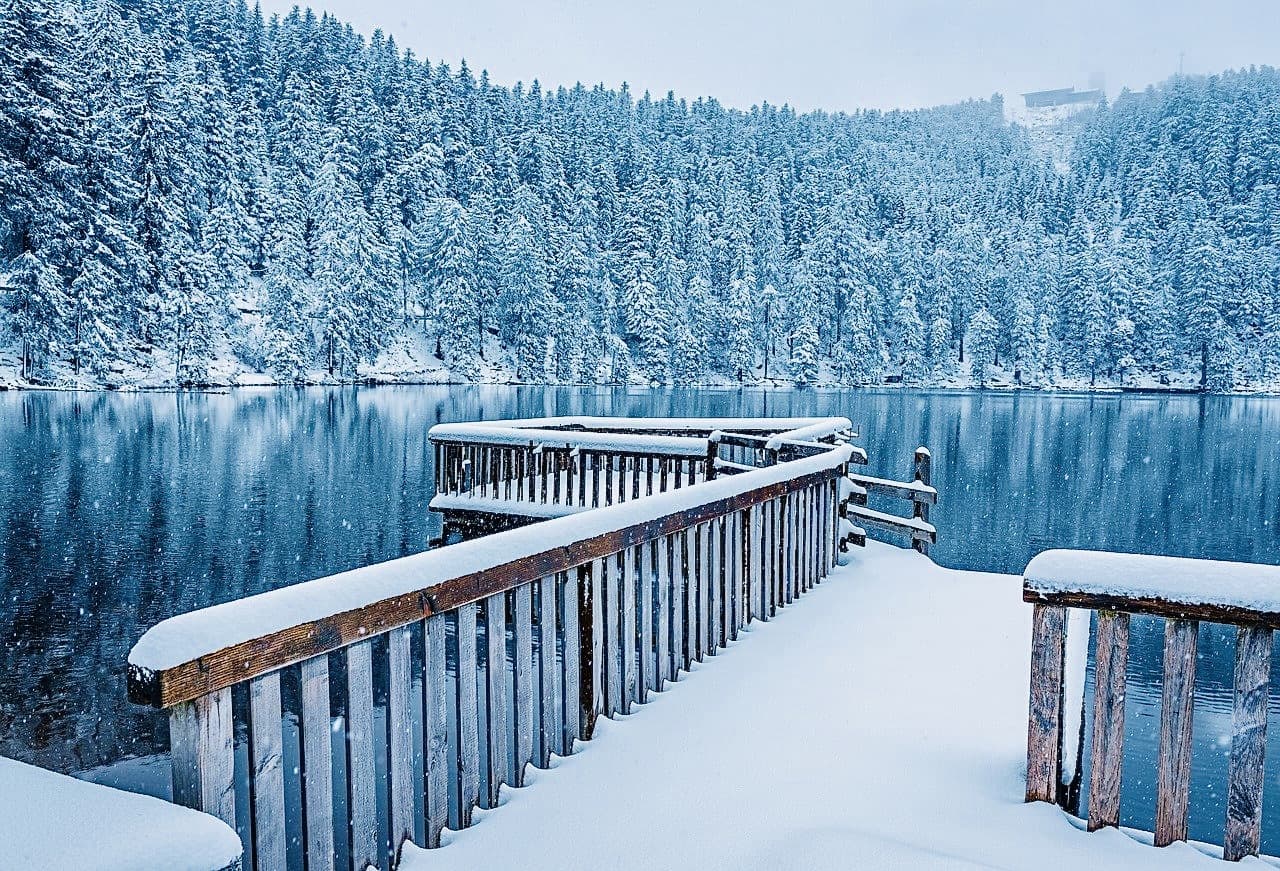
[1022,549,1280,862]
[129,425,857,871]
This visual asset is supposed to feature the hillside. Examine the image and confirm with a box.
[2,0,1279,392]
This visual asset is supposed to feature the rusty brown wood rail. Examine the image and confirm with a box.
[1022,549,1280,862]
[128,419,857,871]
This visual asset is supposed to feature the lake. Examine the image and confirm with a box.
[0,386,1277,847]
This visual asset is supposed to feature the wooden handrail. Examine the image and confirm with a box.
[1023,549,1280,862]
[129,449,850,709]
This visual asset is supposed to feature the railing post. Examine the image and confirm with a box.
[1087,609,1129,832]
[912,447,932,556]
[1224,624,1272,861]
[169,688,236,829]
[705,436,719,481]
[1025,604,1065,805]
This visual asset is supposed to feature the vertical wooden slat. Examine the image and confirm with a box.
[249,673,285,871]
[482,593,507,809]
[1155,617,1198,847]
[697,523,711,659]
[1087,610,1129,832]
[729,510,741,640]
[170,687,236,827]
[605,555,622,716]
[709,517,723,651]
[622,548,638,710]
[588,559,605,734]
[387,626,415,861]
[537,576,562,766]
[638,541,654,701]
[422,615,448,848]
[913,447,932,556]
[1224,624,1272,861]
[300,656,334,869]
[656,535,671,687]
[560,571,581,754]
[455,603,480,828]
[1025,604,1066,804]
[512,584,534,785]
[779,493,790,605]
[683,528,697,668]
[344,640,378,871]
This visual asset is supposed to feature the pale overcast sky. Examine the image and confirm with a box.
[256,0,1280,112]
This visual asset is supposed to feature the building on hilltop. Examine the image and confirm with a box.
[1021,87,1104,109]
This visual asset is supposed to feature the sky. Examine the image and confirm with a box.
[255,0,1280,113]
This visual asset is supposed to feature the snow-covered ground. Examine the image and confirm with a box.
[1,755,240,870]
[402,542,1252,871]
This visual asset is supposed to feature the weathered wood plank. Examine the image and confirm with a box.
[1224,624,1272,861]
[656,535,671,687]
[1154,618,1198,847]
[481,593,507,809]
[455,603,480,828]
[586,559,604,738]
[512,584,534,785]
[248,672,286,871]
[537,576,562,765]
[387,626,416,861]
[605,556,622,716]
[170,688,235,828]
[422,615,448,848]
[709,517,722,652]
[638,540,654,701]
[1087,610,1128,832]
[697,523,711,659]
[1025,604,1066,804]
[344,640,378,870]
[299,656,334,869]
[682,528,696,668]
[622,548,639,709]
[560,571,580,754]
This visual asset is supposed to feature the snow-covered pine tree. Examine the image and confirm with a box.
[967,307,1001,386]
[414,197,480,376]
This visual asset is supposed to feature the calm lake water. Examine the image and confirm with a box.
[0,386,1277,847]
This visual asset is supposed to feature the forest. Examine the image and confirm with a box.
[3,0,1280,390]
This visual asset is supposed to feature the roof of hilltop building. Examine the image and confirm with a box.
[1022,87,1104,108]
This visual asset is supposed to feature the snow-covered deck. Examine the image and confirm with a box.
[403,543,1234,871]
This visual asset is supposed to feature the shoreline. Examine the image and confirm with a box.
[3,377,1279,399]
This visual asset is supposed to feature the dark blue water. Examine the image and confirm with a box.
[0,386,1276,844]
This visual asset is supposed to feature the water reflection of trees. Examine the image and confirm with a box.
[0,388,1276,776]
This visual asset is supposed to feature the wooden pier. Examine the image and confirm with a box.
[124,416,936,871]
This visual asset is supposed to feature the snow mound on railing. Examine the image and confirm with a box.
[1025,549,1280,612]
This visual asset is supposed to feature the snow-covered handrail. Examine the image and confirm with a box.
[428,422,709,456]
[1023,548,1280,862]
[446,415,846,435]
[128,432,852,869]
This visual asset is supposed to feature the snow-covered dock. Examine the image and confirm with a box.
[402,544,1243,871]
[110,416,1280,870]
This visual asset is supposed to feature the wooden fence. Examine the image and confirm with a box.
[428,417,937,556]
[1023,549,1280,862]
[128,428,855,871]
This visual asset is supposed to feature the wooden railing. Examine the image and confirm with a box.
[1023,549,1280,862]
[429,417,852,519]
[128,428,854,871]
[429,416,939,557]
